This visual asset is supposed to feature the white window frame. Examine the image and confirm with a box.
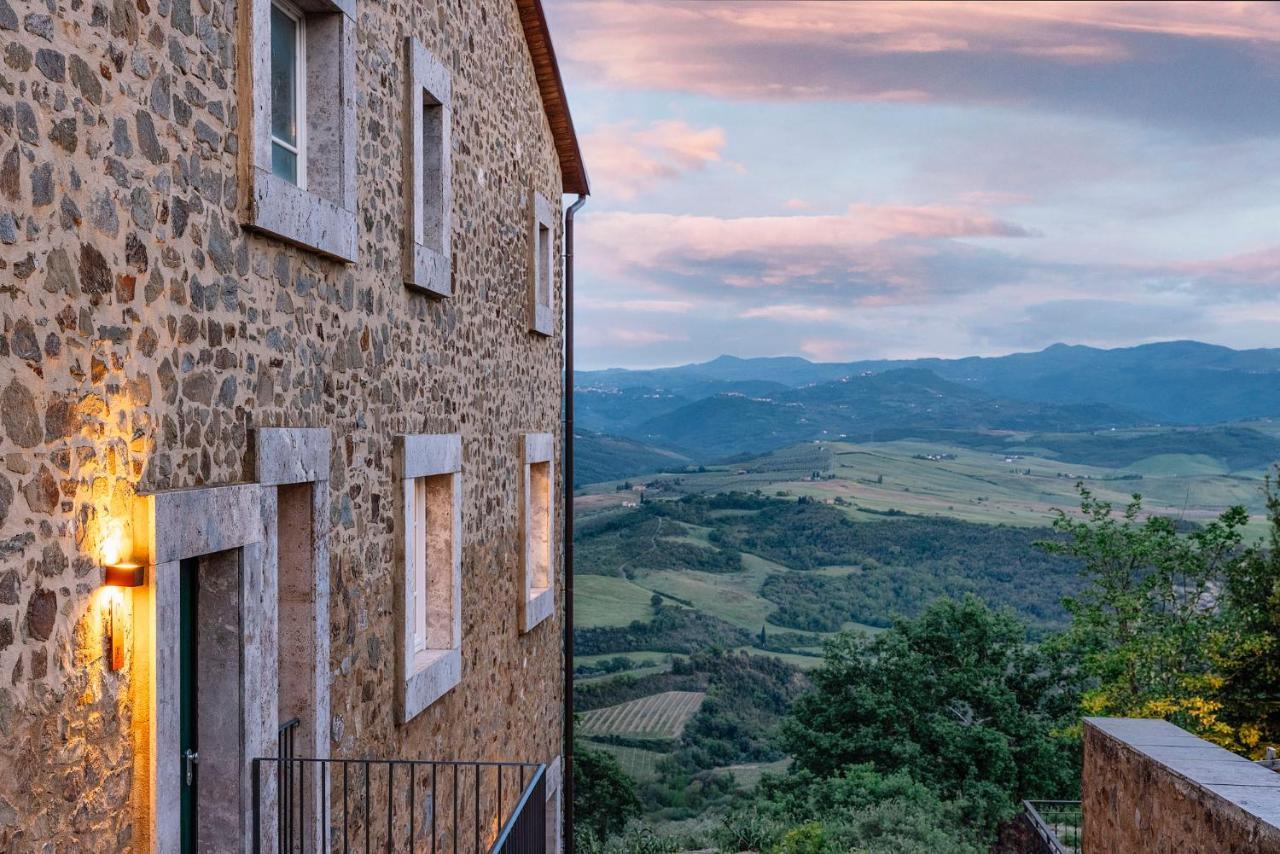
[403,37,453,297]
[240,0,357,261]
[395,433,463,723]
[528,191,556,336]
[520,433,556,632]
[269,0,307,190]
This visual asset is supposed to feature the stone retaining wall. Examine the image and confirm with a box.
[1083,717,1280,853]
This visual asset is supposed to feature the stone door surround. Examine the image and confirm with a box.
[129,427,331,853]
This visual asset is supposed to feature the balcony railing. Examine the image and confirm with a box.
[251,750,546,853]
[1022,800,1081,854]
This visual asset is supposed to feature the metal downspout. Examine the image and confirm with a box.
[562,192,587,853]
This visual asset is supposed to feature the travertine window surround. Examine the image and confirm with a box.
[240,0,358,261]
[395,433,463,723]
[528,190,555,335]
[403,37,453,297]
[520,433,555,632]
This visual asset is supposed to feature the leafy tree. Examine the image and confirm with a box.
[781,596,1081,832]
[739,764,987,853]
[574,737,641,841]
[1038,485,1250,744]
[1214,470,1280,753]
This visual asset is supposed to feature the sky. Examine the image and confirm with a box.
[542,1,1280,370]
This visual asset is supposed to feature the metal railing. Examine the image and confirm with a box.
[1023,800,1082,854]
[278,718,304,850]
[251,755,545,853]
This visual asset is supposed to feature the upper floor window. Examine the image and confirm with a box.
[240,0,357,261]
[270,1,306,187]
[403,37,452,297]
[528,190,555,335]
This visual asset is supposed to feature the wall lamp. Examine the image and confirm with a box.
[104,561,145,587]
[102,561,145,671]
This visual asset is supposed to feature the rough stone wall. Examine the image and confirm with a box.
[0,0,566,846]
[1083,722,1280,854]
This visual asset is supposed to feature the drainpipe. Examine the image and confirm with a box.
[563,192,586,853]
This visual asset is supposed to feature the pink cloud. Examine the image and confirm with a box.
[741,304,839,322]
[578,203,1034,303]
[584,203,1032,270]
[577,297,696,313]
[581,120,728,199]
[547,1,1280,127]
[1176,244,1280,289]
[800,338,857,362]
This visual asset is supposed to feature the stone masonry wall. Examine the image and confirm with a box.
[1083,718,1280,854]
[0,0,566,846]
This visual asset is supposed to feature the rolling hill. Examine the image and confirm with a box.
[628,368,1148,459]
[578,341,1280,432]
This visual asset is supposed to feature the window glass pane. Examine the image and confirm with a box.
[270,5,298,148]
[272,142,298,184]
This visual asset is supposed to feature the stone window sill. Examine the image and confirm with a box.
[522,586,554,633]
[402,647,461,723]
[247,168,357,263]
[405,243,450,297]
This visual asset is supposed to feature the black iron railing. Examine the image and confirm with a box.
[278,718,304,850]
[1023,800,1082,854]
[251,754,545,853]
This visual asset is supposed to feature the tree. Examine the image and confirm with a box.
[759,624,769,647]
[573,737,641,842]
[1038,485,1250,744]
[781,596,1080,833]
[1217,470,1280,752]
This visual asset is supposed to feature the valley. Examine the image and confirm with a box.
[570,342,1280,843]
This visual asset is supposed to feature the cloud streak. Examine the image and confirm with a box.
[551,1,1280,136]
[580,203,1037,302]
[581,120,729,199]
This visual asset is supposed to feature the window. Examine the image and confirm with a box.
[403,37,452,296]
[396,434,462,723]
[520,433,556,632]
[241,0,357,261]
[528,190,556,335]
[269,1,305,186]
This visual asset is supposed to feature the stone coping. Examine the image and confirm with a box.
[1085,717,1280,830]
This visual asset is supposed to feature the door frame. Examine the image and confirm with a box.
[255,426,332,853]
[130,483,277,854]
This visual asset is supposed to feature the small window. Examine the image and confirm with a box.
[396,434,463,723]
[537,222,551,307]
[521,433,556,632]
[528,190,555,335]
[403,38,452,296]
[269,1,306,187]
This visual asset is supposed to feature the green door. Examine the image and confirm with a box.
[179,558,199,854]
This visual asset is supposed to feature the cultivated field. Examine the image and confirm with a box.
[579,691,707,740]
[586,742,665,783]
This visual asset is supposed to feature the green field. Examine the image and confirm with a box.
[579,433,1274,538]
[574,575,657,627]
[580,691,707,740]
[585,741,665,783]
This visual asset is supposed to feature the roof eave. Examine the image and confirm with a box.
[516,0,590,197]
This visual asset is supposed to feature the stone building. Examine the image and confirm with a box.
[0,0,588,847]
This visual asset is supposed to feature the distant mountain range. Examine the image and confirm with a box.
[575,341,1280,463]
